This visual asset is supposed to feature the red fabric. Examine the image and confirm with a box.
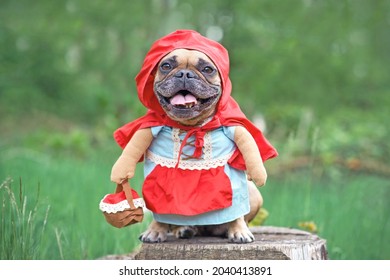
[142,165,232,215]
[114,29,278,169]
[102,189,140,204]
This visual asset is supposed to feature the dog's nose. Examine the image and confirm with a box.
[174,69,196,79]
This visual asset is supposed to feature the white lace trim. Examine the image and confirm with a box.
[146,150,234,170]
[203,132,212,161]
[172,128,181,160]
[99,196,145,213]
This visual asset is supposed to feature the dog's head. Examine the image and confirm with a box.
[153,49,222,126]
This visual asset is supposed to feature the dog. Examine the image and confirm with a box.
[138,49,264,243]
[110,30,277,244]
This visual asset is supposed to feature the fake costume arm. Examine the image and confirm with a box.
[234,126,267,186]
[111,128,153,183]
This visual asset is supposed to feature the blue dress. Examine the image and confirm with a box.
[142,125,250,225]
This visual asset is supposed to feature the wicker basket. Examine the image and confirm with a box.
[99,181,144,228]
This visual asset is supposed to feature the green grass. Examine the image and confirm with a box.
[1,146,389,260]
[262,171,390,259]
[0,178,49,259]
[0,148,150,259]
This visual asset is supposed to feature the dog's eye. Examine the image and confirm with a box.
[160,62,172,71]
[202,66,214,74]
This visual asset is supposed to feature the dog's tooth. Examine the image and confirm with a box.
[183,102,195,109]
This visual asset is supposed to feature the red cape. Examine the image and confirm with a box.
[114,30,278,170]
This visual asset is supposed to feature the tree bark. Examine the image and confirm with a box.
[100,226,328,260]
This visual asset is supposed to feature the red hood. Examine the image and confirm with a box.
[114,30,278,166]
[135,29,232,115]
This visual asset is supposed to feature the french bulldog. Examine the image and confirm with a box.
[138,49,264,243]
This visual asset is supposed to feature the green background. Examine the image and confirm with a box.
[1,0,389,260]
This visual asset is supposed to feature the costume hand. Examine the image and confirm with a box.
[246,165,267,187]
[234,126,267,187]
[110,128,154,184]
[110,154,135,184]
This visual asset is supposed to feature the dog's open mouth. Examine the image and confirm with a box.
[170,90,198,109]
[160,90,218,111]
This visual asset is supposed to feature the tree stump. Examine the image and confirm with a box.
[101,226,328,260]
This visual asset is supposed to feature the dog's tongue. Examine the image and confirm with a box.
[170,94,197,105]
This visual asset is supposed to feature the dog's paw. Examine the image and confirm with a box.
[172,226,198,239]
[139,221,169,243]
[139,229,167,243]
[227,218,255,243]
[228,228,255,243]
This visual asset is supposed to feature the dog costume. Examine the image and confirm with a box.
[113,30,278,225]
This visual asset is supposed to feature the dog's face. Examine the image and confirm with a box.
[153,49,222,126]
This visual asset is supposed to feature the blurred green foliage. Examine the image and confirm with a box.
[1,0,389,164]
[1,0,389,260]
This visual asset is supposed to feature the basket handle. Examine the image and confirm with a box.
[115,180,136,209]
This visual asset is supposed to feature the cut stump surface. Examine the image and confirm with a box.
[101,226,328,260]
